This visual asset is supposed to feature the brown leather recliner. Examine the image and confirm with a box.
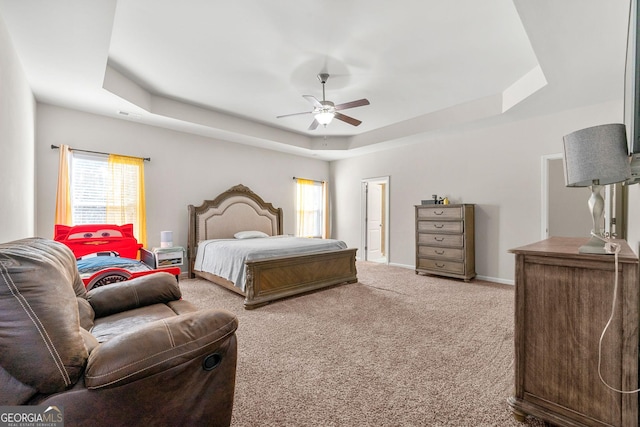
[0,237,238,427]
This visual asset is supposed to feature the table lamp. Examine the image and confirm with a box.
[562,123,631,254]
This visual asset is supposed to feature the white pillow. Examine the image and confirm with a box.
[234,230,269,239]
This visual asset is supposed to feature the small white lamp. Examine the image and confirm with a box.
[562,123,631,254]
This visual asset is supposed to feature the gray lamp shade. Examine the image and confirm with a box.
[563,123,630,187]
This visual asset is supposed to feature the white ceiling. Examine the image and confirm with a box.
[0,0,631,160]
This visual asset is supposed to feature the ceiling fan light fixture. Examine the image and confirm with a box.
[315,111,334,125]
[277,72,369,130]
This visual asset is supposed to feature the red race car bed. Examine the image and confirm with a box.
[54,223,180,290]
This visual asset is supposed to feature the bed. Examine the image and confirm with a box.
[188,184,357,309]
[54,223,181,290]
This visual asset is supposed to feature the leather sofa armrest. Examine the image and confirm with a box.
[84,309,238,389]
[87,272,181,318]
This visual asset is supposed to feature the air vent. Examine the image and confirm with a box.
[117,110,141,119]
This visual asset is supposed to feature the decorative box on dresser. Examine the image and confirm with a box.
[508,237,639,427]
[415,204,475,281]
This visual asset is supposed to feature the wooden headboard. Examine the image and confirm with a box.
[187,184,283,276]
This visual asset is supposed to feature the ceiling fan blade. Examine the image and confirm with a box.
[334,112,362,127]
[276,111,312,119]
[334,98,370,111]
[308,119,320,130]
[303,95,323,108]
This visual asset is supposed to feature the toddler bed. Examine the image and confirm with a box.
[188,184,357,309]
[54,223,181,290]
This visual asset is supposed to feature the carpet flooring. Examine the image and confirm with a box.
[179,261,545,426]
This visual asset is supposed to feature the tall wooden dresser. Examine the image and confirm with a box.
[508,237,639,426]
[415,204,475,281]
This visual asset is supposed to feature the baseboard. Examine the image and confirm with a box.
[476,275,514,286]
[359,260,515,286]
[387,262,413,270]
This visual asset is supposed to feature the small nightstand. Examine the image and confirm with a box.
[141,246,185,271]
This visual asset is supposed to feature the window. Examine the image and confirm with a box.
[295,179,328,238]
[55,146,147,247]
[70,153,108,224]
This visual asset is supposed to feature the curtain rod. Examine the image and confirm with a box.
[51,145,151,162]
[292,176,325,183]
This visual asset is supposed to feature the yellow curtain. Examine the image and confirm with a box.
[322,181,329,239]
[107,155,147,248]
[54,144,72,227]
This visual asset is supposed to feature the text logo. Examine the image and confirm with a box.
[0,406,64,427]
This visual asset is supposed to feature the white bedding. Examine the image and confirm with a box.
[194,236,348,291]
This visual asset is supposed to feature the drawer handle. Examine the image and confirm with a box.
[434,211,444,216]
[434,224,444,229]
[434,237,445,242]
[435,263,446,268]
[435,250,445,255]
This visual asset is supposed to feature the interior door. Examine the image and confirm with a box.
[367,182,383,261]
[361,177,389,263]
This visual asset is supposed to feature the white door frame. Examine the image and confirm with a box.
[541,153,562,240]
[361,176,390,263]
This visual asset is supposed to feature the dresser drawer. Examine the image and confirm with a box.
[417,233,463,247]
[417,220,463,234]
[417,258,465,274]
[417,206,463,220]
[418,246,463,261]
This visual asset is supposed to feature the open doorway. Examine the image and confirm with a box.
[541,154,625,240]
[541,154,591,239]
[361,177,390,263]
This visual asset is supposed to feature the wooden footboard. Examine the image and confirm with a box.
[194,248,357,309]
[244,248,358,309]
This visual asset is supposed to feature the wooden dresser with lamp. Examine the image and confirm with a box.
[508,237,639,426]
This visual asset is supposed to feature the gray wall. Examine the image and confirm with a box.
[0,13,35,242]
[35,104,330,250]
[31,100,640,284]
[330,100,626,283]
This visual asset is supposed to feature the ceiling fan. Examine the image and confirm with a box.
[277,73,370,130]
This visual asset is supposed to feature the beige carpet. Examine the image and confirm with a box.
[179,261,545,426]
